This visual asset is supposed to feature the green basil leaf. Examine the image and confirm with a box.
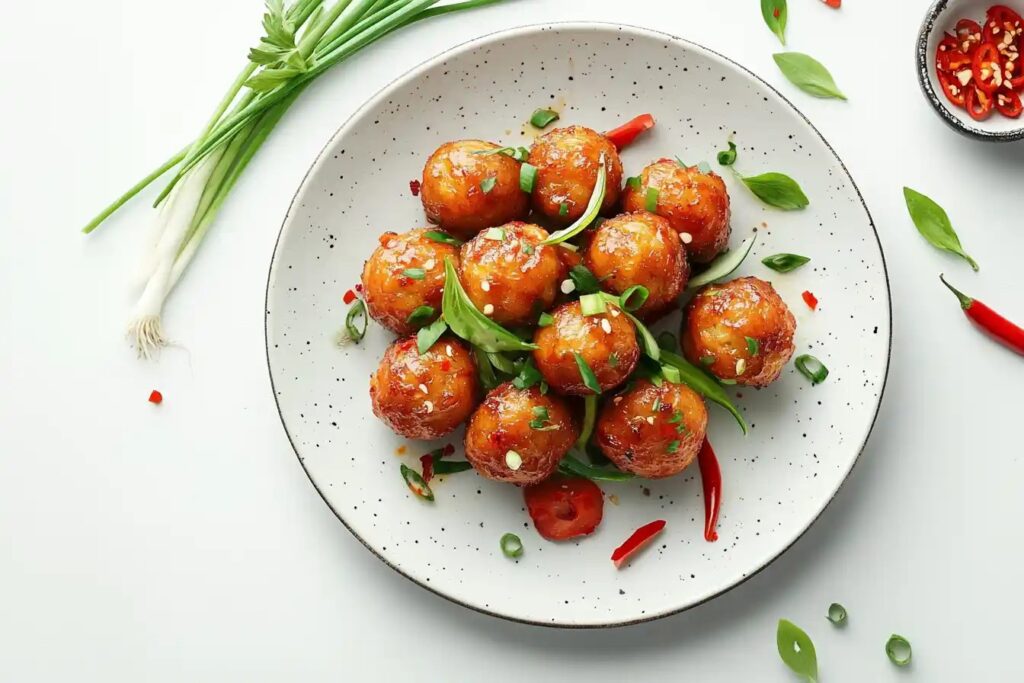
[572,352,602,394]
[902,187,979,271]
[717,141,738,166]
[441,258,538,353]
[486,351,518,375]
[541,157,607,246]
[473,346,501,390]
[416,317,447,355]
[687,232,757,289]
[761,253,810,273]
[432,460,473,475]
[777,619,818,682]
[423,230,464,247]
[741,172,809,210]
[558,453,635,482]
[569,265,602,294]
[406,305,436,327]
[773,52,846,100]
[511,357,542,390]
[660,350,748,434]
[760,0,787,45]
[575,395,599,450]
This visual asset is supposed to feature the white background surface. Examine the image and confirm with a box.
[2,0,1022,680]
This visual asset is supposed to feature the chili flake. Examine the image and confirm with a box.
[343,289,357,304]
[409,179,421,196]
[148,390,163,405]
[802,290,819,310]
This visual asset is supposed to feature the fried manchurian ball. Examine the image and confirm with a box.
[420,139,529,239]
[582,211,689,322]
[533,300,639,395]
[528,125,624,224]
[370,336,480,440]
[458,222,565,326]
[361,227,459,336]
[681,276,797,387]
[595,379,709,479]
[620,158,731,263]
[464,383,578,485]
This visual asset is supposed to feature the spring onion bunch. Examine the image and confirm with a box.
[82,0,502,358]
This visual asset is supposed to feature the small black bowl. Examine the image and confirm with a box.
[917,0,1024,142]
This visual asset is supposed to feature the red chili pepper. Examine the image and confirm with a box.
[419,453,434,483]
[697,438,722,542]
[343,289,357,304]
[409,179,421,196]
[938,72,968,108]
[996,87,1023,116]
[983,5,1023,44]
[821,0,841,8]
[604,113,655,150]
[610,519,666,568]
[956,18,984,55]
[966,85,994,119]
[940,274,1024,355]
[802,290,819,310]
[148,390,163,405]
[973,42,1004,94]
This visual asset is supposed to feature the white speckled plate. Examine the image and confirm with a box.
[266,23,891,628]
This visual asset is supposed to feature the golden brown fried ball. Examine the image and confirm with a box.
[464,383,578,486]
[595,379,708,479]
[620,158,731,263]
[360,227,458,335]
[421,140,529,238]
[681,276,797,387]
[532,300,639,395]
[582,211,689,322]
[528,125,624,224]
[370,336,480,440]
[458,222,565,326]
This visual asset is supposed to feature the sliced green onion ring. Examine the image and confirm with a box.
[558,202,569,216]
[573,352,602,394]
[576,395,598,450]
[345,299,367,343]
[619,285,650,312]
[626,175,642,190]
[519,163,538,193]
[423,230,464,247]
[500,532,524,558]
[579,293,607,316]
[540,156,606,246]
[537,312,554,327]
[416,317,447,355]
[745,336,760,356]
[406,305,436,326]
[480,177,497,193]
[687,232,757,289]
[717,141,738,166]
[827,602,847,625]
[885,634,912,667]
[645,186,659,212]
[529,108,560,128]
[795,354,829,385]
[402,267,426,280]
[400,463,434,501]
[761,252,810,273]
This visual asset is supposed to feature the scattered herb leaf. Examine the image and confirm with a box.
[688,232,758,288]
[406,305,436,326]
[762,253,811,272]
[746,336,760,356]
[902,187,979,271]
[441,258,537,353]
[416,317,448,354]
[827,603,847,625]
[717,141,738,166]
[645,186,660,212]
[573,352,602,394]
[773,52,847,100]
[400,463,434,501]
[480,177,497,193]
[761,0,788,45]
[423,230,464,246]
[741,172,809,210]
[345,299,367,343]
[402,267,426,280]
[777,619,819,682]
[569,265,602,294]
[795,354,829,385]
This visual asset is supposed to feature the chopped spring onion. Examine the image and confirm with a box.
[482,227,506,241]
[687,232,757,289]
[521,241,534,255]
[558,453,634,481]
[540,155,607,246]
[402,267,426,280]
[441,258,537,353]
[568,265,601,294]
[406,305,436,326]
[512,357,542,390]
[573,352,602,394]
[400,463,434,502]
[559,202,569,216]
[761,252,810,273]
[529,108,560,128]
[645,186,659,211]
[473,146,530,162]
[717,141,738,166]
[537,311,554,327]
[746,336,760,356]
[795,354,829,385]
[886,634,912,667]
[626,175,642,190]
[579,293,607,316]
[827,603,847,625]
[480,176,497,193]
[500,532,524,558]
[608,352,619,368]
[619,285,649,312]
[576,395,598,450]
[416,317,447,355]
[666,440,680,453]
[345,299,367,343]
[661,363,681,384]
[423,230,464,247]
[529,405,557,431]
[519,163,538,193]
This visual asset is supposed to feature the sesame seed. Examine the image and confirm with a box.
[483,304,495,315]
[613,396,623,404]
[735,359,747,375]
[609,308,620,317]
[560,279,576,294]
[445,345,453,357]
[601,318,612,334]
[680,232,693,244]
[505,450,522,470]
[418,383,429,394]
[646,416,655,425]
[424,400,434,414]
[480,281,491,292]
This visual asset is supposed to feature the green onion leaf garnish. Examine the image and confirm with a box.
[416,317,448,355]
[776,619,818,682]
[579,293,607,316]
[432,460,473,475]
[697,161,712,174]
[795,354,829,385]
[886,635,912,667]
[500,532,524,558]
[668,410,683,424]
[519,163,538,193]
[645,187,660,212]
[573,352,602,394]
[558,202,570,217]
[626,175,642,191]
[400,463,434,502]
[687,232,757,289]
[746,336,760,356]
[406,305,436,327]
[717,141,738,166]
[827,603,847,625]
[608,352,619,368]
[402,268,426,280]
[761,252,810,273]
[473,146,530,162]
[424,230,464,247]
[661,350,747,434]
[652,398,661,411]
[661,364,681,384]
[568,265,602,295]
[529,405,556,431]
[345,299,367,343]
[441,258,537,353]
[483,227,506,241]
[541,155,607,246]
[657,331,678,352]
[619,285,650,312]
[576,395,598,450]
[521,241,535,255]
[480,177,497,194]
[529,108,560,128]
[666,440,680,453]
[700,354,716,366]
[537,312,554,327]
[557,453,634,482]
[512,357,543,390]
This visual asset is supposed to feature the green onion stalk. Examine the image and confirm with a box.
[83,0,503,358]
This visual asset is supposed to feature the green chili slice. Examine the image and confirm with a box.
[345,299,367,343]
[400,463,434,501]
[500,532,524,558]
[519,163,538,193]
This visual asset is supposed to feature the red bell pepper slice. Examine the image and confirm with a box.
[996,88,1023,117]
[966,86,994,120]
[610,520,666,568]
[604,113,655,150]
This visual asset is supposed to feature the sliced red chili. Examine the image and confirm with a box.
[939,48,974,74]
[802,291,819,311]
[966,85,995,120]
[524,476,604,541]
[956,18,984,55]
[821,0,840,8]
[148,390,163,405]
[996,87,1023,117]
[604,113,655,150]
[938,71,968,107]
[983,5,1024,44]
[940,274,1024,356]
[973,42,1004,94]
[419,453,434,483]
[409,179,421,196]
[610,520,666,568]
[343,289,356,304]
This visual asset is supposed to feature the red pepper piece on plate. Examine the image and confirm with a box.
[611,520,666,568]
[419,453,434,483]
[802,290,819,310]
[940,275,1024,356]
[604,113,655,150]
[524,475,604,541]
[821,0,840,8]
[148,390,163,405]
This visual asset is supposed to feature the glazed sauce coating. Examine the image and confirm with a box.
[528,125,624,224]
